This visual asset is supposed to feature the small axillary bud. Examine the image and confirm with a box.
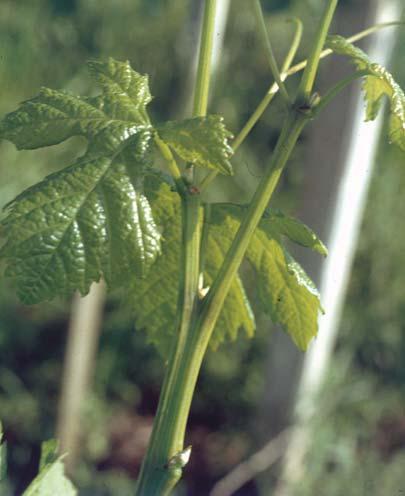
[188,185,200,195]
[166,446,192,470]
[198,273,210,299]
[295,92,321,117]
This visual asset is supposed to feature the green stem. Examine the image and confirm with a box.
[135,114,309,496]
[194,112,308,354]
[233,18,302,151]
[233,19,400,152]
[198,19,399,193]
[146,3,338,463]
[297,0,339,102]
[135,193,203,495]
[291,21,404,77]
[192,0,217,117]
[314,69,369,116]
[151,113,311,487]
[154,134,183,183]
[253,0,290,104]
[136,111,309,496]
[196,1,340,326]
[201,19,401,193]
[199,17,302,192]
[282,18,304,73]
[136,1,219,494]
[186,0,217,185]
[135,3,387,494]
[200,0,340,193]
[194,0,340,381]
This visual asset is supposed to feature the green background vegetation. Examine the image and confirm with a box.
[0,0,404,494]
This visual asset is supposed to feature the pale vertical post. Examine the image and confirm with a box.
[57,282,106,473]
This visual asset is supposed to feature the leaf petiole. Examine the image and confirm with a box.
[199,20,402,193]
[252,0,291,105]
[313,70,369,117]
[296,0,339,103]
[153,134,184,188]
[199,16,303,192]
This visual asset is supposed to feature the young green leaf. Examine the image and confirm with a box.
[247,232,321,351]
[23,459,76,496]
[210,204,324,351]
[128,181,254,355]
[0,59,151,152]
[1,150,160,304]
[21,439,76,495]
[0,59,162,304]
[204,226,256,349]
[87,58,152,112]
[216,204,328,256]
[157,116,234,175]
[326,35,405,151]
[261,209,327,255]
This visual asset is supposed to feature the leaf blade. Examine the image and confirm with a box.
[1,149,160,304]
[158,116,234,175]
[0,58,153,152]
[0,88,106,150]
[23,459,76,496]
[261,208,328,256]
[211,203,327,256]
[87,58,152,114]
[0,58,162,304]
[210,204,323,350]
[326,35,405,151]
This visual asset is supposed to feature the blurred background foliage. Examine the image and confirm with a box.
[0,0,404,495]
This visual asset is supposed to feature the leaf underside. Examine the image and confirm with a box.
[326,35,405,151]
